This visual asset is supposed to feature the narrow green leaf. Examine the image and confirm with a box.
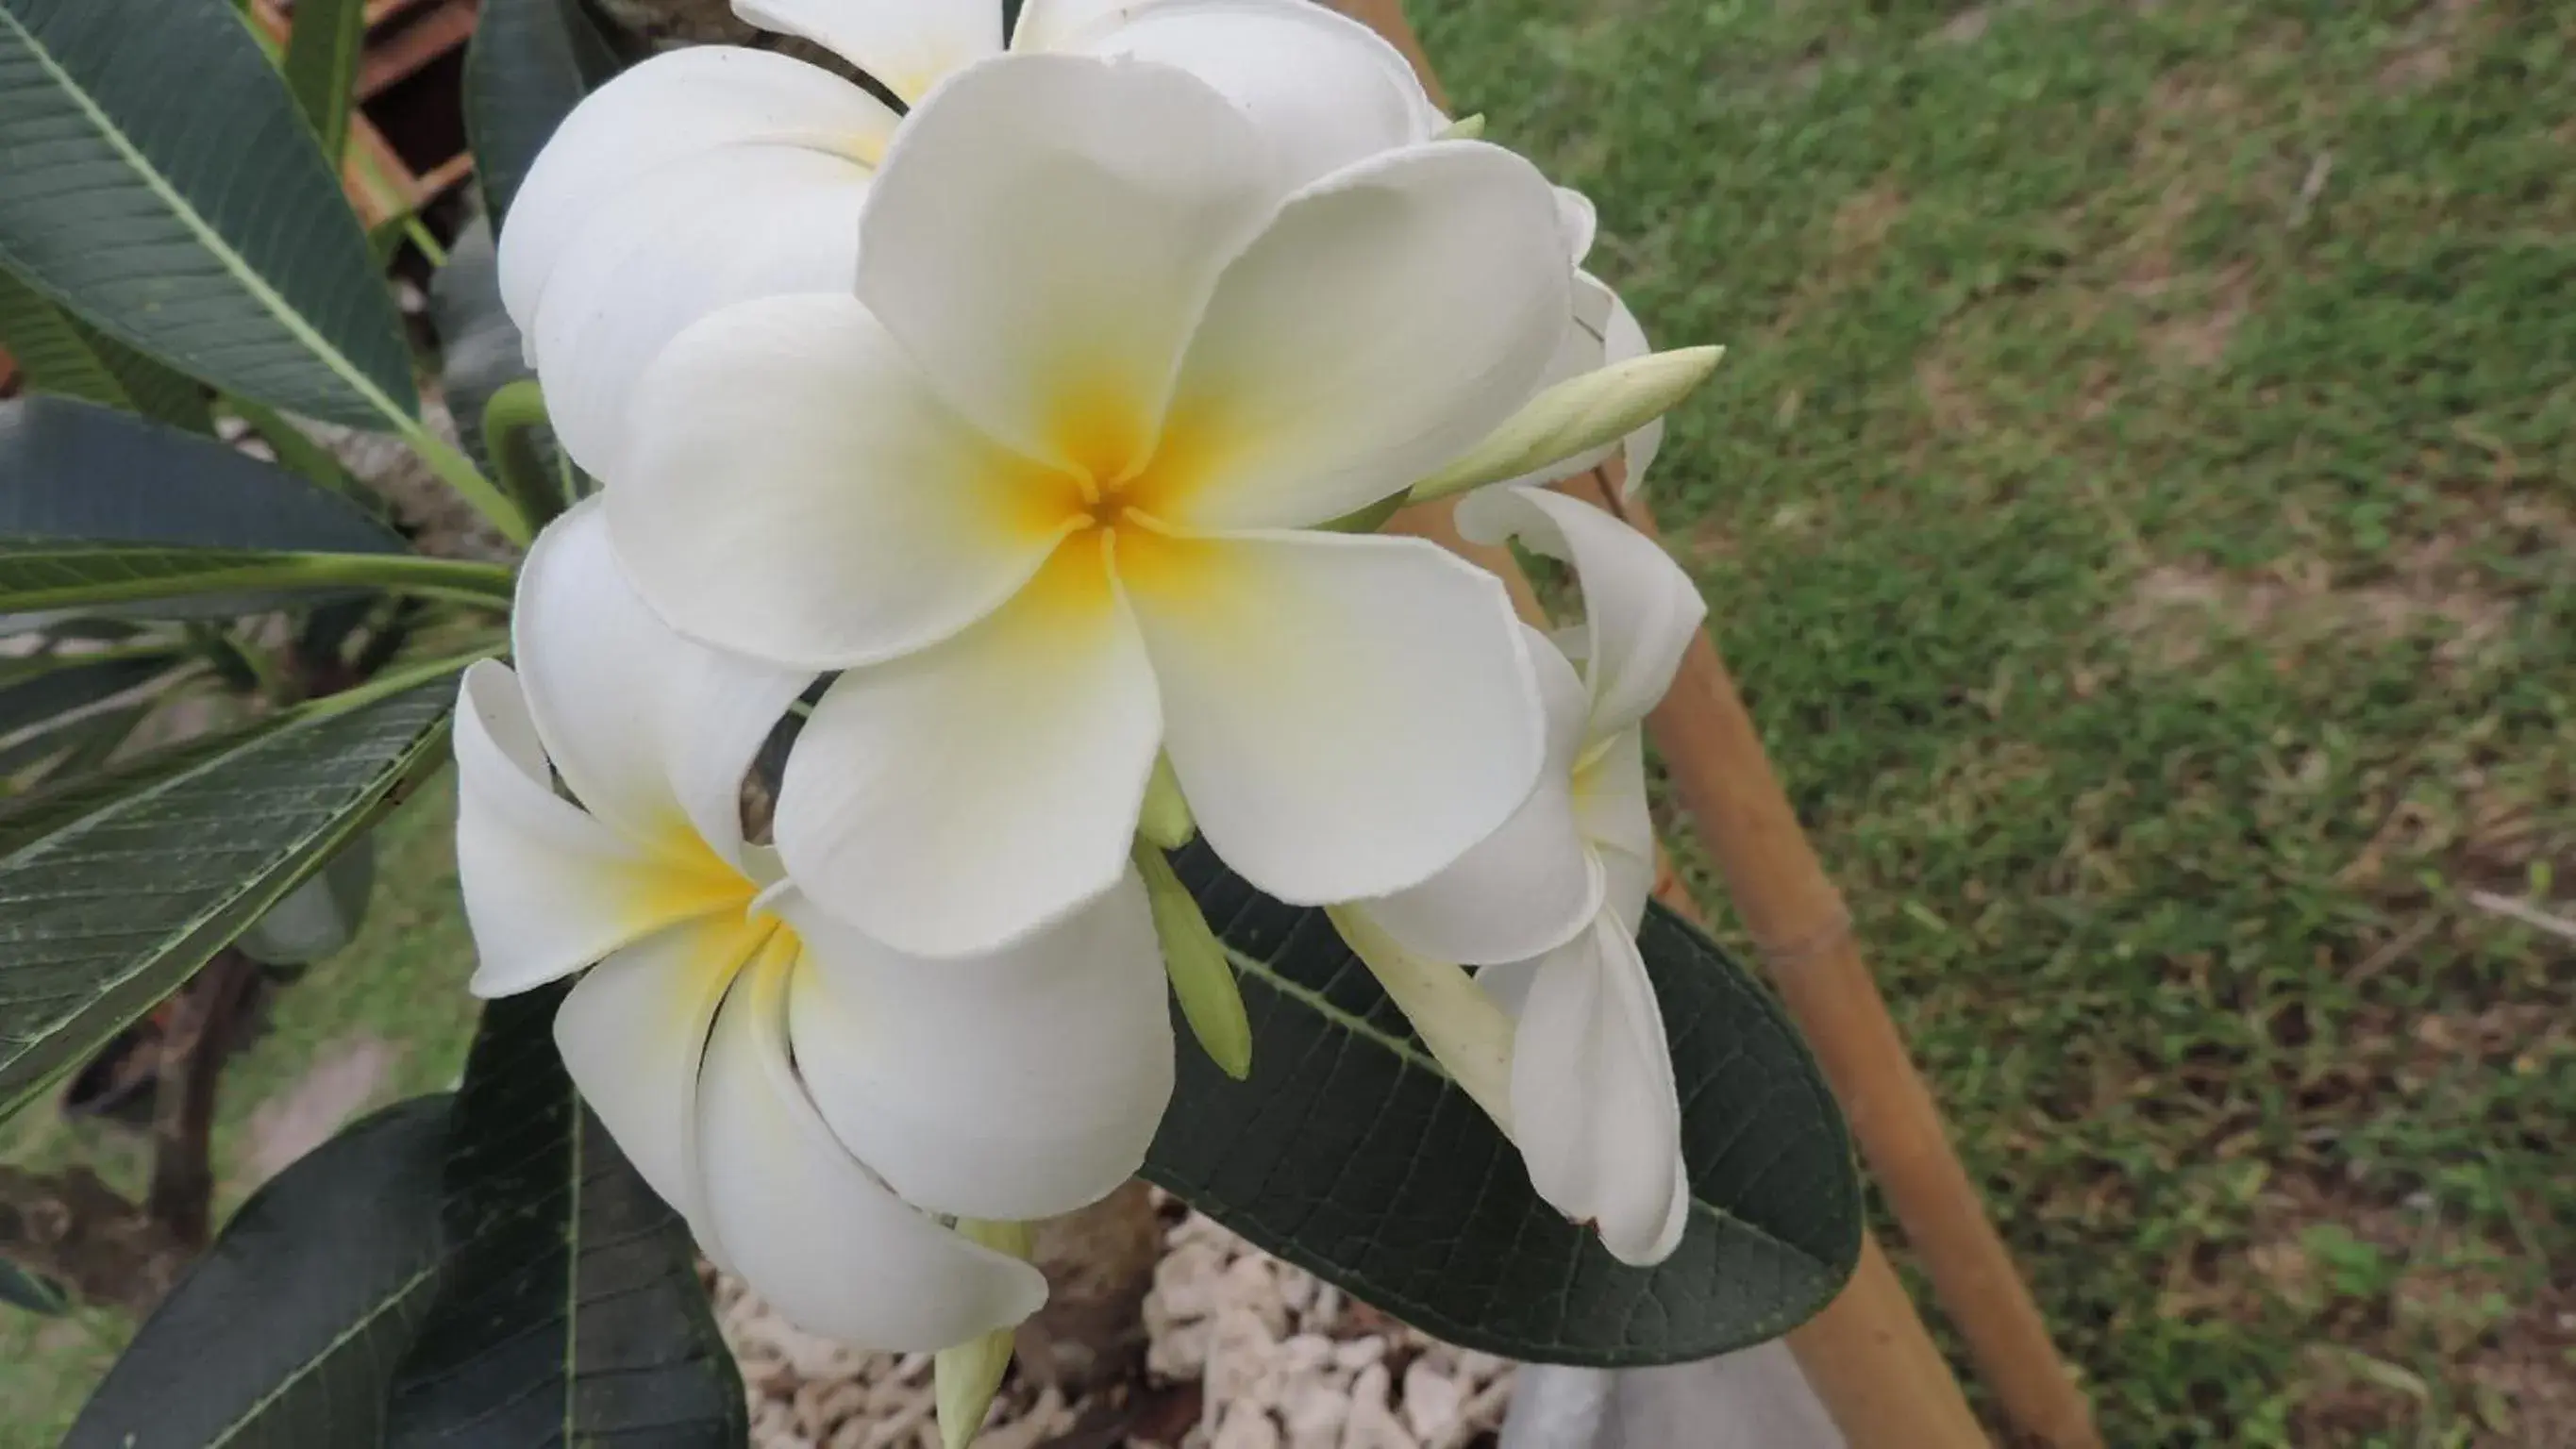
[0,649,174,735]
[0,708,268,858]
[0,263,209,431]
[226,395,389,518]
[466,0,625,223]
[65,1096,454,1447]
[1147,848,1864,1366]
[385,991,748,1447]
[279,0,366,164]
[0,0,419,428]
[0,683,455,1121]
[0,696,156,784]
[236,829,375,966]
[0,1259,69,1315]
[0,394,402,553]
[0,541,514,613]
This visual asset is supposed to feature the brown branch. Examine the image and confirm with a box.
[145,949,259,1250]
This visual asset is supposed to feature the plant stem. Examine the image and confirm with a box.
[397,420,532,546]
[479,379,565,533]
[1,552,516,613]
[403,214,448,269]
[1325,905,1517,1133]
[227,396,386,515]
[300,641,502,718]
[144,950,258,1251]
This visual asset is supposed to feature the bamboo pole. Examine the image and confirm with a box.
[1390,499,1991,1449]
[1330,3,2100,1443]
[1573,475,2097,1449]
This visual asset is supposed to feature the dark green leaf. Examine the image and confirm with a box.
[0,1258,68,1315]
[0,395,402,553]
[226,395,393,523]
[237,828,375,966]
[466,0,624,224]
[279,0,366,165]
[0,683,454,1121]
[1148,850,1863,1366]
[430,221,558,487]
[0,541,512,615]
[0,0,419,427]
[0,262,209,431]
[385,990,747,1448]
[0,650,173,735]
[0,697,154,784]
[66,1095,454,1447]
[0,709,283,858]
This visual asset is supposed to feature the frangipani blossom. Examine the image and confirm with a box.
[496,0,1442,482]
[454,502,1174,1348]
[611,54,1575,960]
[1500,272,1667,496]
[1357,486,1706,1265]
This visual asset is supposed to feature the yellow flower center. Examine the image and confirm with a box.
[1009,393,1235,613]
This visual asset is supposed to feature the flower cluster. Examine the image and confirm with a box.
[456,0,1715,1388]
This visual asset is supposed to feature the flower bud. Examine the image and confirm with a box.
[936,1218,1033,1449]
[1135,845,1252,1079]
[1407,345,1725,504]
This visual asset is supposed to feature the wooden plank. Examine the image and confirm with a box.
[355,1,476,100]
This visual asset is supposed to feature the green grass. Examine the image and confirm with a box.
[0,785,481,1446]
[1413,0,2574,1441]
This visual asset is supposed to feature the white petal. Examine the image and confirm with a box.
[855,52,1273,472]
[454,663,748,998]
[499,46,891,340]
[615,292,1071,672]
[1359,633,1600,965]
[1160,141,1570,530]
[1129,529,1542,904]
[776,541,1161,958]
[1573,727,1656,933]
[514,501,810,862]
[1602,287,1666,493]
[1555,186,1598,264]
[783,875,1171,1221]
[1012,0,1141,51]
[1474,272,1621,492]
[694,945,1047,1350]
[527,145,873,481]
[1454,485,1705,737]
[1509,915,1688,1266]
[552,914,767,1238]
[740,0,1001,102]
[1074,0,1431,188]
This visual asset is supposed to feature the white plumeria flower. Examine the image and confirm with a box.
[1500,271,1667,495]
[496,0,1442,483]
[454,500,1175,1349]
[1355,486,1706,1265]
[606,53,1576,961]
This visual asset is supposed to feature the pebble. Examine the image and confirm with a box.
[711,1201,1514,1447]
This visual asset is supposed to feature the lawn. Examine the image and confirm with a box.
[1411,0,2574,1441]
[5,0,2570,1444]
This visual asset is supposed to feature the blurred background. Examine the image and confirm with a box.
[3,1,2568,1443]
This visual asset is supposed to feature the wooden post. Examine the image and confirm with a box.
[1333,3,2100,1444]
[1575,476,2099,1449]
[1389,500,1991,1449]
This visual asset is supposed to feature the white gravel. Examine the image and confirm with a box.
[716,1202,1515,1449]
